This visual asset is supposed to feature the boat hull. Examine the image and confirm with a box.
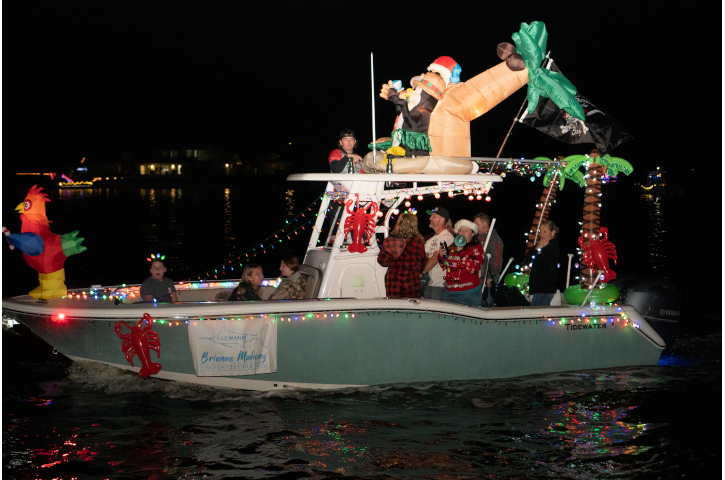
[3,296,665,390]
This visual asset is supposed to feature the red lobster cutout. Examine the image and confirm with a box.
[578,227,618,283]
[343,197,378,253]
[114,313,162,378]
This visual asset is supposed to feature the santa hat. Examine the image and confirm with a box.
[428,56,458,84]
[454,219,478,235]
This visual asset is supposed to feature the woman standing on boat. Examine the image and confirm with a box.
[439,220,484,307]
[528,221,560,306]
[377,213,427,298]
[228,264,264,301]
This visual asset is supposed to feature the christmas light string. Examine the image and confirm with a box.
[45,307,636,329]
[184,195,336,282]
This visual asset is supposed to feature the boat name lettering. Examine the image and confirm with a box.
[200,352,234,363]
[659,309,680,317]
[199,351,268,364]
[565,323,607,330]
[237,351,267,363]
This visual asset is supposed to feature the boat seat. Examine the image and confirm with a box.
[299,264,323,299]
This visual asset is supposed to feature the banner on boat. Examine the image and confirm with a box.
[188,318,277,376]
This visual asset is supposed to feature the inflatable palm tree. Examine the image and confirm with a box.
[562,151,633,304]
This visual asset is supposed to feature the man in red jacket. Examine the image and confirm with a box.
[328,129,364,173]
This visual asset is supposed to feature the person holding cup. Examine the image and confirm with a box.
[438,219,484,308]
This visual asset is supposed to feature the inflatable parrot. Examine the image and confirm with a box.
[3,185,87,299]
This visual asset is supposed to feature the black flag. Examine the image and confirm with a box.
[519,62,632,156]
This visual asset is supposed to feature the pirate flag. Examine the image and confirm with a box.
[519,62,632,156]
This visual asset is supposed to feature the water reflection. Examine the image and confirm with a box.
[138,188,159,243]
[642,193,666,271]
[223,188,235,259]
[2,362,717,479]
[285,189,295,217]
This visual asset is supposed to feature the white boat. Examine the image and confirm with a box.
[2,171,665,391]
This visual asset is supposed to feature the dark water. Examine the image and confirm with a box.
[3,177,721,478]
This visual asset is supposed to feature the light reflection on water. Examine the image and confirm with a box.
[642,193,666,272]
[3,354,719,479]
[285,189,295,217]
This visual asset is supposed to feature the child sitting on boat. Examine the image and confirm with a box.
[140,259,178,303]
[268,255,307,300]
[228,264,264,301]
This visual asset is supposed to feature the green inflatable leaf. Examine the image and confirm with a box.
[513,21,586,121]
[563,154,588,178]
[598,154,633,177]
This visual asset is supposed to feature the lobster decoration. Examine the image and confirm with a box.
[343,196,378,253]
[114,313,162,378]
[578,227,618,283]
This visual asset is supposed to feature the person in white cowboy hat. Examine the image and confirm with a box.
[437,218,485,308]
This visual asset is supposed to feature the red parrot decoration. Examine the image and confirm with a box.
[3,185,87,299]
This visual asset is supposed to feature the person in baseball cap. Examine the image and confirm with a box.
[426,207,450,223]
[329,129,364,173]
[421,206,455,301]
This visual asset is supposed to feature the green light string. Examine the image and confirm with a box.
[187,195,330,282]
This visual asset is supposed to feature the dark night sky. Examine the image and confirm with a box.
[2,1,720,193]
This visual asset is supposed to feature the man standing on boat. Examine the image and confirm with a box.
[328,129,364,173]
[474,213,503,307]
[421,207,454,301]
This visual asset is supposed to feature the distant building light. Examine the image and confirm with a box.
[16,173,41,175]
[150,164,155,170]
[77,167,88,172]
[171,164,175,169]
[105,177,109,180]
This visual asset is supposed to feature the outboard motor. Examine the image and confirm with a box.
[617,277,683,347]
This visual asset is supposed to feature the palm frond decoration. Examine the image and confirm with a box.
[597,154,634,177]
[512,21,585,121]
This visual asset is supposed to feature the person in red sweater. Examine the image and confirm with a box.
[377,213,427,298]
[438,219,484,307]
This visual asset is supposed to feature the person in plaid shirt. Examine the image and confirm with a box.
[377,213,427,298]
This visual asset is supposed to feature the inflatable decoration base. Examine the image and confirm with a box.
[563,283,620,305]
[504,272,529,290]
[29,269,67,300]
[362,150,478,175]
